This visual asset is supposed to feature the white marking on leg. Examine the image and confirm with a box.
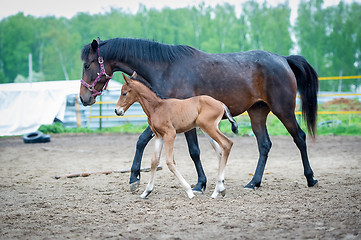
[167,162,195,199]
[140,138,163,199]
[212,145,227,199]
[211,179,226,199]
[154,138,163,159]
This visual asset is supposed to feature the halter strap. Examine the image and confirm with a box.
[80,46,113,97]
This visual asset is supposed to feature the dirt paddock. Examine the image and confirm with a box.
[0,133,360,239]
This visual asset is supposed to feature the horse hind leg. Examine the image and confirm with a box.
[140,137,163,199]
[245,102,272,190]
[273,110,318,187]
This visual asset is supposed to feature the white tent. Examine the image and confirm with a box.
[0,80,121,136]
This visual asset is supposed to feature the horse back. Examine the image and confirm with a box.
[164,50,297,116]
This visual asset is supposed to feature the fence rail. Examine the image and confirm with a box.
[318,75,361,80]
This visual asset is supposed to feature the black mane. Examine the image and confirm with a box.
[81,38,196,63]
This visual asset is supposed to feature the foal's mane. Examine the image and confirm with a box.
[81,38,196,63]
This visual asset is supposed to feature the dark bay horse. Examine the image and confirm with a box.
[80,37,319,192]
[115,73,237,199]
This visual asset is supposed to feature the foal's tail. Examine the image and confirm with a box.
[285,55,319,138]
[223,105,238,134]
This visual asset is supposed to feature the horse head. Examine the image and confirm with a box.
[80,37,113,106]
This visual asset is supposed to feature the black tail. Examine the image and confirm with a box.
[223,105,238,134]
[285,55,319,137]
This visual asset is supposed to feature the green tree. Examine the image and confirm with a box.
[243,1,292,55]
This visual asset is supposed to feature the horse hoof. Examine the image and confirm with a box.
[192,183,206,193]
[308,179,318,187]
[220,189,226,197]
[244,183,256,190]
[192,189,203,195]
[130,181,140,192]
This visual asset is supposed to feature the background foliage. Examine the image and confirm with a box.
[0,0,360,91]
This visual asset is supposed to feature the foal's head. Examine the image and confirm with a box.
[115,73,138,116]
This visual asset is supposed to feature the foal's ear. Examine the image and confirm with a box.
[122,73,132,84]
[91,39,98,52]
[131,71,138,79]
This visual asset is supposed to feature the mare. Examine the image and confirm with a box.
[115,73,238,199]
[80,37,319,192]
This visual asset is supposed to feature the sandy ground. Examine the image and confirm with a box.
[0,133,360,239]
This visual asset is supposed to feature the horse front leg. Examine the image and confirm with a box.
[130,126,154,192]
[184,128,207,194]
[245,103,272,190]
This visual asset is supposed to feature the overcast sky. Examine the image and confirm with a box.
[0,0,359,25]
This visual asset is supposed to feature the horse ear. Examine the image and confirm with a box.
[122,73,131,84]
[91,39,98,52]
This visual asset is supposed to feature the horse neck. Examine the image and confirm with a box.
[133,82,163,117]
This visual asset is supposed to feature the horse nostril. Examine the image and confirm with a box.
[80,96,84,104]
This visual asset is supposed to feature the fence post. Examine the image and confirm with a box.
[99,95,102,130]
[75,95,81,127]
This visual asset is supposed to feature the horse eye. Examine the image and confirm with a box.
[122,92,127,96]
[84,63,90,70]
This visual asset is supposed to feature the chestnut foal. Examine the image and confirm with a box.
[115,73,238,199]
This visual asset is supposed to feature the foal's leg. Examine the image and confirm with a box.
[202,131,222,161]
[130,126,154,191]
[200,125,233,198]
[245,102,272,189]
[140,137,163,199]
[164,132,195,199]
[185,129,207,193]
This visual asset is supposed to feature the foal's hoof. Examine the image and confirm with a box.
[220,189,226,197]
[308,179,318,187]
[130,180,140,192]
[211,189,226,199]
[140,190,152,199]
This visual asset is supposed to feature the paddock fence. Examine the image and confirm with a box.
[63,75,361,129]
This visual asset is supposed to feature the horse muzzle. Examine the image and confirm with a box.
[80,95,95,106]
[115,106,125,116]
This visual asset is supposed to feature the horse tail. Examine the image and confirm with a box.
[285,55,319,138]
[223,104,238,134]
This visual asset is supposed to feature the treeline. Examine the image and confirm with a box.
[0,0,360,91]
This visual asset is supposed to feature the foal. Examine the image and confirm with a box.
[115,73,238,199]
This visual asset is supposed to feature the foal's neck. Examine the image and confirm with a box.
[134,82,163,117]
